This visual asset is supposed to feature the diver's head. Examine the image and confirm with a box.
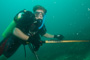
[33,5,47,20]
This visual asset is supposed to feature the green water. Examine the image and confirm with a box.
[0,0,90,60]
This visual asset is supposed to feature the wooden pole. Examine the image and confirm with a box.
[45,40,90,43]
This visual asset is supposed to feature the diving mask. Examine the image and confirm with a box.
[35,11,45,18]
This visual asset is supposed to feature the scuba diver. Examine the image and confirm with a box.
[0,5,64,60]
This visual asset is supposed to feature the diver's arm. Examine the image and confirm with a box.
[43,33,54,38]
[13,28,29,41]
[43,33,64,40]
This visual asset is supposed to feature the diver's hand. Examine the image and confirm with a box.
[54,34,64,40]
[33,41,45,51]
[26,32,37,43]
[27,36,34,43]
[27,36,44,45]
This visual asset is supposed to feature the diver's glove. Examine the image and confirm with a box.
[27,36,44,46]
[33,41,45,51]
[54,34,64,40]
[26,32,36,44]
[27,36,34,43]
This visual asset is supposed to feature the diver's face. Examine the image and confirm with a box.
[35,10,44,20]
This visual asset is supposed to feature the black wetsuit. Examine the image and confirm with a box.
[0,11,46,58]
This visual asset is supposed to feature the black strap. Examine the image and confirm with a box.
[23,45,26,60]
[28,44,40,60]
